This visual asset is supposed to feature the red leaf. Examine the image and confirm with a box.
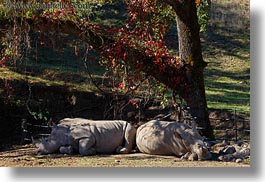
[74,46,80,56]
[0,56,8,65]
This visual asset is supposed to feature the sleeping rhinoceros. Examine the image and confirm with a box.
[136,120,212,160]
[36,118,136,156]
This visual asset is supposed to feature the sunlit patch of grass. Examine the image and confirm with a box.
[0,67,99,92]
[207,101,249,113]
[202,0,250,115]
[204,70,250,114]
[204,56,250,113]
[214,76,240,84]
[0,67,25,80]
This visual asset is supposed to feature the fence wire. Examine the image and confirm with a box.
[21,107,250,143]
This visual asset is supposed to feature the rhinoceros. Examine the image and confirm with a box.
[36,118,136,156]
[136,120,212,160]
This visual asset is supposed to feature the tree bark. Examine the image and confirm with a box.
[170,0,214,139]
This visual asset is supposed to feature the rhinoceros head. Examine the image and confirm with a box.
[181,122,211,160]
[36,125,70,155]
[191,140,212,160]
[190,120,212,160]
[36,137,55,155]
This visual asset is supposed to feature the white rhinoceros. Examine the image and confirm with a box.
[136,120,212,160]
[36,118,136,156]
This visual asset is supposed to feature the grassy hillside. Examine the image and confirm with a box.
[203,0,250,113]
[0,0,250,115]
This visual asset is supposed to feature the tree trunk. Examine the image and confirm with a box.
[171,0,214,139]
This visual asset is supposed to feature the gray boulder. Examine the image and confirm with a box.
[36,118,136,156]
[214,141,250,162]
[222,146,236,154]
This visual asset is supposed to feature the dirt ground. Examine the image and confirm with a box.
[0,144,250,167]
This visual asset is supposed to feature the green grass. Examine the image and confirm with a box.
[202,0,250,114]
[0,0,250,115]
[0,67,99,92]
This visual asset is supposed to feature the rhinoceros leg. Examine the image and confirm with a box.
[180,152,191,160]
[181,152,199,161]
[79,138,96,156]
[59,146,74,155]
[116,123,136,154]
[188,153,199,161]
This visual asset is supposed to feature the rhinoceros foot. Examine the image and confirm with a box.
[180,152,198,161]
[116,146,130,154]
[59,146,74,155]
[79,138,96,156]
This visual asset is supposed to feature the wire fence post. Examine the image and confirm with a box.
[234,108,238,142]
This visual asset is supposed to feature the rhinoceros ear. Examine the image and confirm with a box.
[51,125,58,133]
[191,118,202,137]
[40,137,49,143]
[192,118,196,130]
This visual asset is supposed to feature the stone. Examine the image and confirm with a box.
[223,146,236,154]
[217,147,225,154]
[233,148,250,159]
[221,154,234,162]
[218,155,223,161]
[236,158,243,163]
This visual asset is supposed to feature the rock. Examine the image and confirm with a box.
[218,155,224,161]
[212,141,229,153]
[236,158,243,163]
[219,154,234,162]
[233,145,242,152]
[237,141,250,149]
[240,148,250,155]
[223,146,236,154]
[216,147,225,154]
[233,148,250,159]
[214,141,250,163]
[222,140,230,145]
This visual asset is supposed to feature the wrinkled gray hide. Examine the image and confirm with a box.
[36,118,136,156]
[136,120,212,160]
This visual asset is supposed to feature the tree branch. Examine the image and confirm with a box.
[1,16,188,92]
[162,0,187,12]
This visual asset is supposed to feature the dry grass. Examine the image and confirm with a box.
[0,145,250,167]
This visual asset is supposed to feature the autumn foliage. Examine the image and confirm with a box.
[98,0,194,104]
[0,0,207,106]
